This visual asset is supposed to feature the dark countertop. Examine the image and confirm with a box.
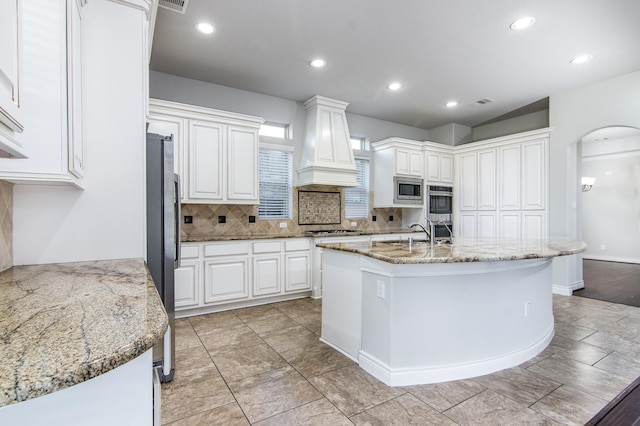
[0,258,168,407]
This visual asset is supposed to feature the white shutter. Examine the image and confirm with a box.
[259,148,292,219]
[345,158,370,218]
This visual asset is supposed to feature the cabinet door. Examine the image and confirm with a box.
[477,212,497,238]
[227,125,258,201]
[253,254,281,296]
[285,253,311,292]
[440,154,453,183]
[66,0,84,178]
[522,212,547,240]
[409,150,423,176]
[204,256,249,303]
[188,120,224,201]
[499,212,521,239]
[0,0,23,133]
[147,115,185,200]
[459,212,477,239]
[426,152,441,182]
[458,152,477,210]
[395,148,410,175]
[499,145,521,210]
[175,260,200,309]
[477,149,496,210]
[521,140,546,210]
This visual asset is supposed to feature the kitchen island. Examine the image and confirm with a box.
[0,258,168,425]
[317,238,586,386]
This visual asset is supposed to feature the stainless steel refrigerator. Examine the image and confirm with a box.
[146,132,179,383]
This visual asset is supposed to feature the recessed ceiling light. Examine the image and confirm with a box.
[510,16,535,31]
[309,59,327,68]
[195,22,215,34]
[570,54,593,64]
[388,82,402,91]
[445,101,458,108]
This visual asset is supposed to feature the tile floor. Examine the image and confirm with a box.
[161,295,640,425]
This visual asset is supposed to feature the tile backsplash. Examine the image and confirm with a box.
[181,185,404,240]
[0,181,12,271]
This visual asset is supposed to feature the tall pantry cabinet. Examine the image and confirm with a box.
[455,128,550,240]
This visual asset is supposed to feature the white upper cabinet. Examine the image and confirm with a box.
[457,148,496,211]
[458,152,477,210]
[395,147,423,177]
[498,144,521,210]
[0,0,85,186]
[426,151,453,184]
[149,99,264,205]
[521,140,546,210]
[477,149,497,210]
[0,0,26,158]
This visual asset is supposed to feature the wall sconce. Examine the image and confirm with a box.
[581,176,596,192]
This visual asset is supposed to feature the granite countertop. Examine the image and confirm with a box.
[316,238,587,264]
[0,258,168,407]
[183,229,421,242]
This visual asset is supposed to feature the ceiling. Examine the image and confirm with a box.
[150,0,640,131]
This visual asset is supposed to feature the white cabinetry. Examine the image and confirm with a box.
[455,128,550,240]
[176,238,311,317]
[425,150,453,184]
[372,138,425,208]
[148,99,263,205]
[0,0,86,185]
[0,0,25,157]
[146,112,185,198]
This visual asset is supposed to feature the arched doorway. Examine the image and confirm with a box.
[574,126,640,306]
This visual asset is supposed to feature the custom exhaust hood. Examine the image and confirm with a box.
[297,96,358,187]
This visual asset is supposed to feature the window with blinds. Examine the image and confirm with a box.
[259,148,293,219]
[345,158,370,218]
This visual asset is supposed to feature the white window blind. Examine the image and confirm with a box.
[259,148,292,219]
[345,158,370,218]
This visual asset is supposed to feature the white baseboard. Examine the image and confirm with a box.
[582,255,640,264]
[553,280,584,296]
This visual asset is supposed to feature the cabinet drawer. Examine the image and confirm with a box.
[285,239,310,252]
[181,245,199,259]
[253,241,282,254]
[204,242,249,257]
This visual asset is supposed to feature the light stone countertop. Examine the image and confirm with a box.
[0,258,168,407]
[183,229,421,242]
[316,238,587,264]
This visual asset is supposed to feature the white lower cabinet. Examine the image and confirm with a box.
[176,238,312,316]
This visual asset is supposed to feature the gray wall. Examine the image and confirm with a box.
[149,71,431,144]
[471,110,549,142]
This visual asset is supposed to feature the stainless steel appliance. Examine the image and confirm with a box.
[427,185,453,239]
[146,132,179,383]
[393,176,423,205]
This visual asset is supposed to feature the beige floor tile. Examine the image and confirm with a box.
[253,398,352,426]
[471,367,561,407]
[173,345,216,378]
[293,312,322,334]
[553,322,597,341]
[582,330,640,358]
[405,379,486,412]
[594,351,640,380]
[189,311,244,336]
[351,393,458,425]
[165,402,249,425]
[243,311,298,334]
[259,323,321,353]
[211,342,287,383]
[575,313,640,339]
[308,364,406,417]
[174,318,202,351]
[546,334,611,365]
[530,385,608,426]
[161,369,235,424]
[527,354,632,401]
[233,304,282,321]
[199,323,263,356]
[272,299,319,318]
[228,365,323,423]
[280,340,356,378]
[443,389,561,425]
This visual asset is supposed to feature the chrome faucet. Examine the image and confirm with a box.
[438,221,454,242]
[409,219,435,244]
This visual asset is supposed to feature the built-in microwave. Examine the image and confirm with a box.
[393,176,423,205]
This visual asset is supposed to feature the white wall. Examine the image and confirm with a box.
[12,1,149,265]
[581,136,640,263]
[549,70,640,294]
